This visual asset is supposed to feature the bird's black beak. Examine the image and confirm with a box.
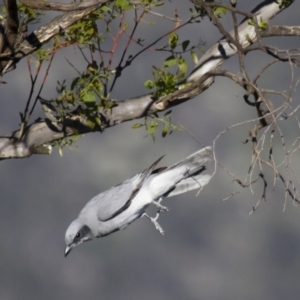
[64,245,73,257]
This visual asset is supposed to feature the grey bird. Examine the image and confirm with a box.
[64,147,212,257]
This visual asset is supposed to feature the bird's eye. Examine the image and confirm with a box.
[75,232,81,239]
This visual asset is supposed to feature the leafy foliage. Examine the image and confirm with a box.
[144,33,190,97]
[132,110,183,141]
[248,17,268,30]
[2,0,207,151]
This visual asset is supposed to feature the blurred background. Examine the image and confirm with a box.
[1,1,300,299]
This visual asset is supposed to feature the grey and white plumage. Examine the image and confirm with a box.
[64,147,213,256]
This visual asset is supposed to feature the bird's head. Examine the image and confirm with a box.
[64,219,94,257]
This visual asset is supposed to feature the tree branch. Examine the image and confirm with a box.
[261,25,300,37]
[0,77,210,159]
[187,0,295,82]
[19,0,110,11]
[0,0,19,71]
[0,0,111,74]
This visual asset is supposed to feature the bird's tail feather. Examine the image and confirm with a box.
[149,147,212,199]
[165,174,211,197]
[168,147,212,172]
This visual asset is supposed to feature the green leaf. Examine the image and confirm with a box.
[162,124,169,137]
[178,57,188,75]
[132,123,144,129]
[182,40,190,51]
[100,5,111,12]
[86,27,94,35]
[82,92,96,103]
[144,80,154,89]
[164,55,177,68]
[258,17,268,30]
[114,0,132,10]
[95,116,102,126]
[191,51,199,64]
[59,148,64,157]
[168,32,178,49]
[214,7,227,18]
[248,19,255,26]
[147,120,158,135]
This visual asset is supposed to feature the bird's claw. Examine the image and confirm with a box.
[142,212,165,235]
[152,200,169,212]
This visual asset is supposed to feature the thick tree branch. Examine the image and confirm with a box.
[19,0,110,11]
[187,0,294,82]
[0,0,111,74]
[4,0,19,36]
[0,0,19,71]
[0,76,211,159]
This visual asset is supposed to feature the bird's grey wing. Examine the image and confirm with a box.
[137,155,165,189]
[97,155,165,222]
[96,178,138,222]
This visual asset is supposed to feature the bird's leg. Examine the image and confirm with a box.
[142,212,165,235]
[143,198,168,235]
[152,197,169,212]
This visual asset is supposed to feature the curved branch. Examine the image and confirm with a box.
[0,0,111,74]
[187,0,294,82]
[19,0,110,11]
